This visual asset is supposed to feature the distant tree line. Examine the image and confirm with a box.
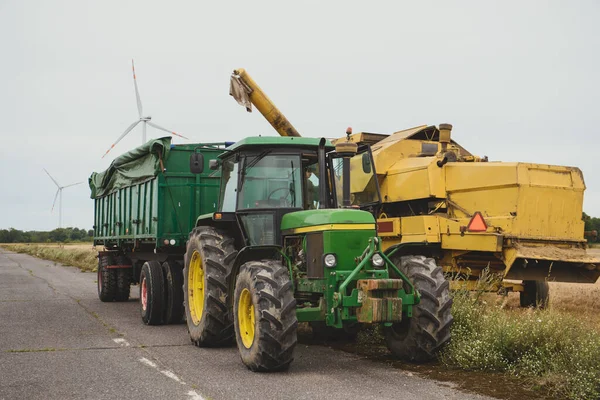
[0,227,93,243]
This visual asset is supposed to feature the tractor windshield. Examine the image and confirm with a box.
[330,149,381,208]
[238,154,303,210]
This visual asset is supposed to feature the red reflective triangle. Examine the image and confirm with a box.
[467,212,487,232]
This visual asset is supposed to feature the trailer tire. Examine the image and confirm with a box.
[384,255,453,362]
[520,280,549,309]
[140,261,165,325]
[162,261,184,324]
[114,255,131,302]
[234,260,297,372]
[184,227,237,347]
[98,254,117,302]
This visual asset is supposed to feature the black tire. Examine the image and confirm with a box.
[233,260,298,372]
[184,226,237,347]
[139,261,165,325]
[162,261,184,324]
[520,280,550,309]
[98,254,117,302]
[384,255,453,362]
[114,254,132,302]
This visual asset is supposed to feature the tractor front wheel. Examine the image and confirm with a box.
[520,280,549,308]
[233,260,297,372]
[385,255,453,362]
[184,227,237,347]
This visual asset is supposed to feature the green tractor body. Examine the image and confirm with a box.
[184,136,451,371]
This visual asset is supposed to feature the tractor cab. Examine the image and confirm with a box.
[201,136,381,247]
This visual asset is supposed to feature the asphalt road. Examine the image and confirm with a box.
[0,248,491,400]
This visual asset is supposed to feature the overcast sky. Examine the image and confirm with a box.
[1,1,599,231]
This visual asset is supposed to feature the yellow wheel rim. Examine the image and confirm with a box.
[238,288,255,348]
[188,250,205,325]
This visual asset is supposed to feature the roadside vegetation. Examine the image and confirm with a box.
[2,243,97,272]
[442,271,600,400]
[0,227,93,243]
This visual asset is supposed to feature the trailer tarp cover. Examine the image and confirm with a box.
[89,137,172,199]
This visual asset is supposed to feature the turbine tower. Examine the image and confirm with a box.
[102,60,188,158]
[44,169,83,228]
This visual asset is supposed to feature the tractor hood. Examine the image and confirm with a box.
[281,209,375,234]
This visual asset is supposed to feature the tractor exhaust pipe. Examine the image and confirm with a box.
[335,128,358,208]
[318,138,329,209]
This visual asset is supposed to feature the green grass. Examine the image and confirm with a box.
[442,274,600,400]
[1,243,97,272]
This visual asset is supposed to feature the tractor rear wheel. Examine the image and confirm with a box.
[384,255,453,362]
[184,226,237,347]
[520,280,549,308]
[98,254,117,302]
[139,261,165,325]
[162,261,184,324]
[233,260,297,372]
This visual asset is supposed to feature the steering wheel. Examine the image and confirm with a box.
[267,187,292,204]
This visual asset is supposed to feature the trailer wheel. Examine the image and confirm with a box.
[384,255,453,362]
[162,261,184,324]
[114,255,131,302]
[184,226,237,347]
[139,261,165,325]
[98,254,117,302]
[520,280,550,309]
[234,260,297,372]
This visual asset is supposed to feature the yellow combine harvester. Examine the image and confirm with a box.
[230,68,600,307]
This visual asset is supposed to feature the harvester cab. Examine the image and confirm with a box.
[184,135,451,372]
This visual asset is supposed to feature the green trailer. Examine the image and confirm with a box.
[89,137,229,323]
[90,134,453,371]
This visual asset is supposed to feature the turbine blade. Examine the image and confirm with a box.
[102,120,141,158]
[132,59,143,118]
[147,121,189,140]
[43,168,60,188]
[62,181,84,189]
[51,189,60,212]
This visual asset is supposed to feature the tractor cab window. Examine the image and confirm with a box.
[238,154,303,210]
[330,149,381,208]
[219,159,238,212]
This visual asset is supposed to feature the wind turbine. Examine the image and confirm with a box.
[102,60,188,158]
[44,169,83,228]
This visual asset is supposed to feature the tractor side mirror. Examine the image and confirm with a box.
[190,153,204,174]
[362,153,372,174]
[209,159,219,170]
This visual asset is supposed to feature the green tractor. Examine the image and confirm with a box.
[183,134,453,371]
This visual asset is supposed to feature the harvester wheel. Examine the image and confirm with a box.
[114,255,131,302]
[162,261,184,324]
[385,255,453,362]
[98,254,117,302]
[184,226,237,347]
[520,280,549,308]
[139,261,165,325]
[234,260,297,372]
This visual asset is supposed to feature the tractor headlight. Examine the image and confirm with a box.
[372,253,385,268]
[323,253,337,268]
